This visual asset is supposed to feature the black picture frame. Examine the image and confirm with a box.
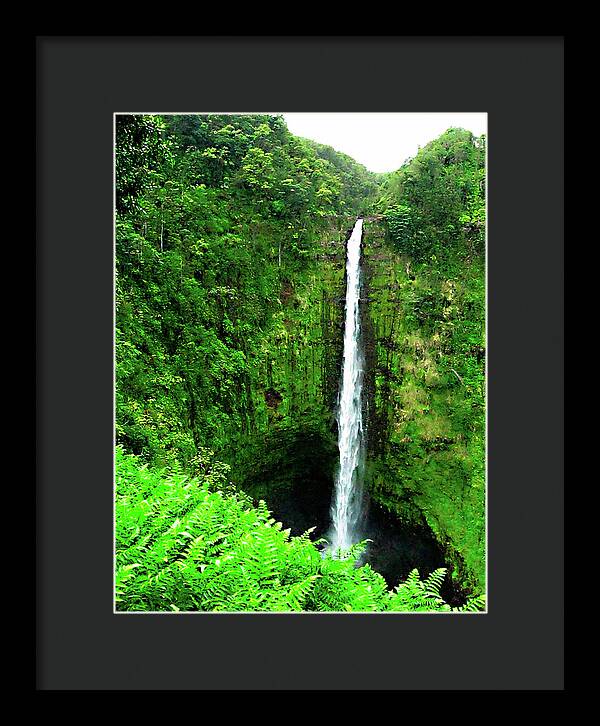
[36,35,564,691]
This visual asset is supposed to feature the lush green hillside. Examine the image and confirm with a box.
[366,128,486,592]
[116,114,366,469]
[301,137,381,215]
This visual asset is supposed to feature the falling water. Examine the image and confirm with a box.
[329,218,365,555]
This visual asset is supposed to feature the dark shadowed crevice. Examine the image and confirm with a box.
[233,425,468,604]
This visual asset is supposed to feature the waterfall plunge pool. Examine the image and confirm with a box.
[243,453,468,607]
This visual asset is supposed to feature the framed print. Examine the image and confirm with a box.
[37,36,564,690]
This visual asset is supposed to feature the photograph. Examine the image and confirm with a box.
[114,111,487,613]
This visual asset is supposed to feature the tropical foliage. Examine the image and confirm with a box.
[379,127,485,260]
[368,127,486,592]
[116,448,485,612]
[116,114,377,469]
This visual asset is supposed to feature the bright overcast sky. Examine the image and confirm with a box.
[283,113,487,174]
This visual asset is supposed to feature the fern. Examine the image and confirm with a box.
[386,568,449,611]
[454,594,486,613]
[115,447,485,613]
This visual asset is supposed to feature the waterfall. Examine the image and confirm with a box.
[329,218,365,555]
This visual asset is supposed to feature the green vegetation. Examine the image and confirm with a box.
[365,128,486,592]
[116,114,374,469]
[302,137,381,216]
[116,448,484,612]
[380,127,485,261]
[115,115,486,610]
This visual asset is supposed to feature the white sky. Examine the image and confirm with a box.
[283,113,487,174]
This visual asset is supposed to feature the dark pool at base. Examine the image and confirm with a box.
[360,503,466,607]
[256,478,467,608]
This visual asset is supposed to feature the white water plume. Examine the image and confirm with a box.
[328,218,365,556]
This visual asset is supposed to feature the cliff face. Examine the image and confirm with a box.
[224,217,353,538]
[226,216,485,595]
[362,219,485,593]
